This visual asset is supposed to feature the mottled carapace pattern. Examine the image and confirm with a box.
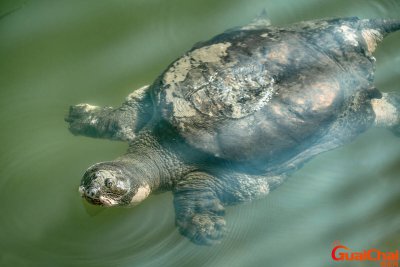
[154,18,377,168]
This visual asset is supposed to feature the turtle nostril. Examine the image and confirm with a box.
[86,188,99,199]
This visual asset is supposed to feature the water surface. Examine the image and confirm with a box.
[0,0,399,266]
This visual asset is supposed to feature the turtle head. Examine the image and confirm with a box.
[79,162,150,207]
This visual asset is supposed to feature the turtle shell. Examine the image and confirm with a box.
[153,18,376,163]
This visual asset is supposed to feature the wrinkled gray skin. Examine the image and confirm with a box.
[66,15,400,245]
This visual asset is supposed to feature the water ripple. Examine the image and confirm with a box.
[1,1,399,267]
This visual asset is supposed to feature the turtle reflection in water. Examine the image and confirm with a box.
[66,15,400,245]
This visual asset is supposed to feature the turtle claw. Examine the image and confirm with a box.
[173,180,227,245]
[65,104,101,135]
[176,212,226,246]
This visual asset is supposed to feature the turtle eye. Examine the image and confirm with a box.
[105,178,114,188]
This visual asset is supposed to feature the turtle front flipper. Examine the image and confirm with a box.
[65,85,153,142]
[173,172,226,245]
[372,92,400,136]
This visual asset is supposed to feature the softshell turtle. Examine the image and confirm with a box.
[66,15,400,245]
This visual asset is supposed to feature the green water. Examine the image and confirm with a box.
[0,1,399,266]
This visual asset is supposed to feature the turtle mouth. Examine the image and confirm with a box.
[79,185,112,206]
[79,184,122,207]
[85,196,103,205]
[83,194,119,206]
[99,195,119,207]
[80,190,119,207]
